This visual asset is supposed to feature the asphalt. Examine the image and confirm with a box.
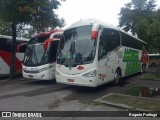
[0,67,160,119]
[94,67,160,111]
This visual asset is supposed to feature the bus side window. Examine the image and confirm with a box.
[19,44,27,53]
[98,28,120,60]
[106,29,120,52]
[49,41,59,62]
[98,30,106,60]
[0,38,11,52]
[16,42,27,53]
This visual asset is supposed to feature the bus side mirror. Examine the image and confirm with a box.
[43,38,52,51]
[91,24,100,40]
[91,31,98,40]
[16,46,20,52]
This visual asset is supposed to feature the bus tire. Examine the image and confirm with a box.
[113,68,121,86]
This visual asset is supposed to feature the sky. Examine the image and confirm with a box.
[56,0,160,29]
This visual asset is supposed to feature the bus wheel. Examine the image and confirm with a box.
[113,69,121,86]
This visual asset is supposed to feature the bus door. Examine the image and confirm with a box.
[47,32,62,78]
[43,38,59,78]
[47,39,60,78]
[97,28,121,83]
[97,29,108,83]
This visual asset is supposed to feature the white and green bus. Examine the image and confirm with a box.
[55,19,148,87]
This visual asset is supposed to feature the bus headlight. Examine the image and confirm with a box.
[38,65,54,73]
[38,68,46,73]
[55,71,60,76]
[82,70,97,77]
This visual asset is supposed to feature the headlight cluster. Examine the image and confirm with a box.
[55,70,97,77]
[23,65,54,74]
[82,70,97,77]
[38,65,54,73]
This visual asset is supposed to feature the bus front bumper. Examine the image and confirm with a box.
[56,74,98,87]
[22,70,55,80]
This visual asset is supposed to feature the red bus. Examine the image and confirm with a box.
[0,35,29,76]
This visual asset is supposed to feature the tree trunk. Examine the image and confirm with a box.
[10,21,16,79]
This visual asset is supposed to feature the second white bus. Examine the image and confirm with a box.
[23,30,63,80]
[55,19,148,87]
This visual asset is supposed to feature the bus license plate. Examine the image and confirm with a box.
[67,79,74,82]
[29,75,33,78]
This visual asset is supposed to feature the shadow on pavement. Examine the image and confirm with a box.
[26,79,57,86]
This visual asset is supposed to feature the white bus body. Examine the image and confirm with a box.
[56,19,148,87]
[23,30,63,80]
[0,35,29,76]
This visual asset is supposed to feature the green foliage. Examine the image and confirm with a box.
[125,86,141,96]
[0,0,65,36]
[119,0,160,52]
[0,0,65,77]
[0,20,12,35]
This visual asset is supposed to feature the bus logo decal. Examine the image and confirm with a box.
[77,66,84,70]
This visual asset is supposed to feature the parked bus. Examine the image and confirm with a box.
[55,19,148,87]
[23,30,63,80]
[0,35,29,76]
[148,53,160,67]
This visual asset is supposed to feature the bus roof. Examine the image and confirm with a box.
[66,18,117,30]
[149,53,160,56]
[66,18,147,45]
[34,30,64,38]
[0,35,29,41]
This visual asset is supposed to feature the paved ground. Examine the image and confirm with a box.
[0,68,159,120]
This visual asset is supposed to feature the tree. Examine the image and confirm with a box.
[0,20,12,35]
[0,0,65,78]
[119,0,157,51]
[119,0,160,76]
[148,10,160,50]
[155,46,160,77]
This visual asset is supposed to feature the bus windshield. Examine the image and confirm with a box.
[29,35,50,44]
[23,44,49,67]
[57,25,97,66]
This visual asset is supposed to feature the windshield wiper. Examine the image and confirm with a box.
[60,49,70,64]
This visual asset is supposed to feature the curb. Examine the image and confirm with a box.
[94,93,160,111]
